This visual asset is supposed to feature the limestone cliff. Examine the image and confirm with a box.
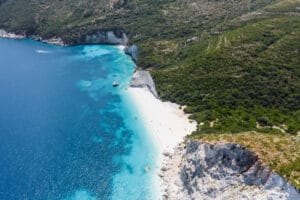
[0,29,25,39]
[160,141,300,200]
[124,45,138,62]
[81,30,128,45]
[130,70,158,98]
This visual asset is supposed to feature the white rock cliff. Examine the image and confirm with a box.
[160,141,300,200]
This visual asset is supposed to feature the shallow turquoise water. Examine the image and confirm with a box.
[0,38,158,200]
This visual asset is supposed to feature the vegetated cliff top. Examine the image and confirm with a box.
[191,132,300,189]
[0,0,274,42]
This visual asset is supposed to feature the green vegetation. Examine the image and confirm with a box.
[152,14,300,135]
[0,0,276,60]
[191,132,300,189]
[0,0,300,188]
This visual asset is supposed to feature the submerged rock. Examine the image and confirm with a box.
[112,81,119,87]
[160,141,300,200]
[145,166,151,172]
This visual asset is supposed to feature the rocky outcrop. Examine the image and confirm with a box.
[0,29,65,46]
[130,70,158,98]
[160,141,300,200]
[31,35,65,46]
[0,29,25,39]
[124,44,138,62]
[0,29,128,46]
[82,30,128,45]
[1,28,138,62]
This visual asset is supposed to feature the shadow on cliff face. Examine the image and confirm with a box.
[179,141,300,199]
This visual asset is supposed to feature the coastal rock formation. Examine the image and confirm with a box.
[124,44,138,62]
[32,35,65,46]
[0,28,128,47]
[1,28,134,58]
[130,70,158,98]
[0,29,25,39]
[0,29,65,46]
[160,141,300,200]
[82,30,128,45]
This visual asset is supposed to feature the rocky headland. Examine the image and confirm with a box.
[0,29,65,46]
[0,29,139,62]
[0,29,25,39]
[160,140,300,200]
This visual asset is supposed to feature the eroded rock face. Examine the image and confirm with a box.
[130,70,158,98]
[124,44,138,62]
[83,30,128,45]
[0,29,25,39]
[160,141,300,200]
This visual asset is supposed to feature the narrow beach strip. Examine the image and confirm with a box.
[127,86,197,197]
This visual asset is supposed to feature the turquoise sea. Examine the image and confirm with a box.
[0,38,158,200]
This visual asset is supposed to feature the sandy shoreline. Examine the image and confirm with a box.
[127,87,196,154]
[127,86,197,197]
[128,84,300,200]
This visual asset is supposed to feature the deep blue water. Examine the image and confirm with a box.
[0,39,157,200]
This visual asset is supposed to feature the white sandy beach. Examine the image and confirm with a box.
[127,87,197,155]
[127,86,197,198]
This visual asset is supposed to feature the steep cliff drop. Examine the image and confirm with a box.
[160,141,300,200]
[130,70,158,98]
[83,30,128,45]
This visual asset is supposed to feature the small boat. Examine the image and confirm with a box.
[112,81,119,87]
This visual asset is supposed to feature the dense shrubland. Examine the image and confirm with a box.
[152,15,300,134]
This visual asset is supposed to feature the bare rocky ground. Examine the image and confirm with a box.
[130,70,158,98]
[159,141,300,200]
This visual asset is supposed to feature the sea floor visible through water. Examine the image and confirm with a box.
[0,38,159,200]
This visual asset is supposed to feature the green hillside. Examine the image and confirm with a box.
[0,0,299,188]
[0,0,275,64]
[152,14,300,134]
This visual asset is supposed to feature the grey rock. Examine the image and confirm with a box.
[0,29,127,46]
[0,29,25,39]
[0,29,66,46]
[163,151,171,157]
[161,166,168,172]
[83,30,128,45]
[161,141,300,200]
[124,44,138,62]
[130,70,158,98]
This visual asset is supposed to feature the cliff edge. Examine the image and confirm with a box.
[130,70,158,98]
[160,141,300,200]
